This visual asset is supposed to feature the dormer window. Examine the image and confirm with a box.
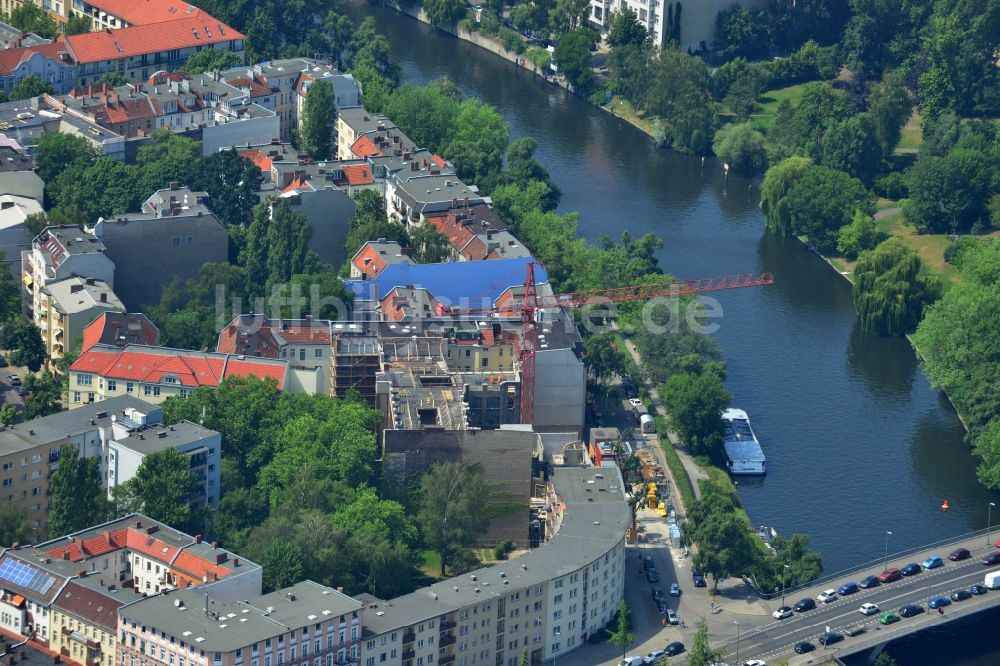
[162,375,179,384]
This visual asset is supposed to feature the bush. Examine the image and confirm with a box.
[875,171,909,199]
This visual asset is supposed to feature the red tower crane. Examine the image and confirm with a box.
[447,263,774,425]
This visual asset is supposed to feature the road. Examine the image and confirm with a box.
[723,534,1000,664]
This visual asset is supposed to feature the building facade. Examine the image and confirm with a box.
[41,277,124,368]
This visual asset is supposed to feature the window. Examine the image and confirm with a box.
[299,349,305,361]
[153,386,161,397]
[108,380,116,392]
[314,349,323,358]
[144,385,151,396]
[78,373,93,386]
[126,382,133,393]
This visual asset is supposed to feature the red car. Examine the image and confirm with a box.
[879,568,902,583]
[950,548,971,561]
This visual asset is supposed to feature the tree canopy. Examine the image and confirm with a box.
[48,445,108,538]
[852,238,941,336]
[299,79,335,159]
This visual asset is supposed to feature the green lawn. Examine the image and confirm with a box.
[877,211,961,287]
[419,550,443,580]
[602,97,655,134]
[897,113,923,152]
[757,82,811,115]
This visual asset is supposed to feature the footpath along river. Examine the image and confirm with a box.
[345,0,1000,586]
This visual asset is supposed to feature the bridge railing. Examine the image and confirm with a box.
[750,526,996,601]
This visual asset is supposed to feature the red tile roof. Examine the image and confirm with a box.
[82,313,160,352]
[431,154,447,169]
[216,317,331,359]
[87,0,204,26]
[171,550,231,581]
[47,526,183,563]
[0,42,67,76]
[70,345,288,389]
[340,164,373,186]
[352,243,391,278]
[66,18,244,64]
[282,175,312,193]
[226,76,272,98]
[351,135,383,159]
[239,149,272,173]
[427,213,474,256]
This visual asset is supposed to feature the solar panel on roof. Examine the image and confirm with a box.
[0,558,56,595]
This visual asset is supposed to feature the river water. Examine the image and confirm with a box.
[346,4,1000,659]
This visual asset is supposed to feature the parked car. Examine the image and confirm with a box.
[16,386,26,396]
[772,606,793,620]
[742,661,767,666]
[646,569,660,583]
[951,589,973,602]
[880,568,902,583]
[859,603,880,616]
[837,582,859,596]
[928,596,951,609]
[664,608,679,625]
[793,641,815,654]
[629,398,644,408]
[981,552,1000,566]
[692,571,706,587]
[643,649,665,664]
[859,575,880,589]
[818,632,843,646]
[922,555,944,569]
[900,563,922,576]
[651,588,665,603]
[669,582,681,597]
[971,584,989,595]
[899,604,925,618]
[949,547,971,561]
[879,611,901,625]
[664,642,685,656]
[793,598,816,612]
[817,589,838,603]
[7,374,20,386]
[619,657,644,666]
[643,555,654,571]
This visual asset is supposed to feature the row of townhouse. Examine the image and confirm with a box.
[0,393,217,537]
[2,0,220,32]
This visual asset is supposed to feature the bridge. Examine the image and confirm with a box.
[716,528,1000,664]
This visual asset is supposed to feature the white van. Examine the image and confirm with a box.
[984,569,1000,589]
[640,413,656,434]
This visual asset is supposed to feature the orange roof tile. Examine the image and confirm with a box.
[351,135,383,159]
[352,243,389,277]
[0,42,68,76]
[87,0,203,26]
[239,149,272,173]
[171,550,231,580]
[66,17,244,64]
[431,154,447,169]
[340,164,373,186]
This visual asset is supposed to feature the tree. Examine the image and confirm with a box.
[48,445,108,537]
[115,449,199,532]
[685,620,725,666]
[53,157,143,220]
[517,647,529,666]
[35,131,97,190]
[0,403,18,426]
[136,130,202,195]
[9,75,53,102]
[583,332,625,384]
[384,83,459,154]
[299,79,335,159]
[0,251,21,322]
[554,29,593,93]
[417,462,492,576]
[608,600,635,661]
[643,48,714,154]
[423,0,466,29]
[606,7,648,48]
[188,149,263,228]
[184,49,244,74]
[258,540,305,593]
[63,14,92,35]
[902,150,994,234]
[836,208,886,259]
[242,200,321,293]
[714,5,770,60]
[661,370,730,459]
[442,99,509,183]
[409,222,452,263]
[0,319,45,371]
[868,70,911,159]
[873,652,900,666]
[712,123,766,172]
[8,3,56,39]
[0,500,29,546]
[684,486,756,590]
[820,113,883,185]
[760,156,813,237]
[852,238,941,336]
[23,371,61,418]
[783,165,873,253]
[769,83,852,157]
[96,72,128,86]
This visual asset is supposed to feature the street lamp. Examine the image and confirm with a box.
[781,564,790,608]
[883,531,893,572]
[734,621,741,665]
[989,502,996,547]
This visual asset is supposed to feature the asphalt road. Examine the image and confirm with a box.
[725,535,1000,664]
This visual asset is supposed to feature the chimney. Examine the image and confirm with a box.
[233,558,239,567]
[194,534,202,544]
[210,541,218,549]
[100,293,107,303]
[169,182,178,190]
[104,530,111,544]
[464,196,469,207]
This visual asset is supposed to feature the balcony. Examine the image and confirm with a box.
[439,655,455,665]
[402,649,414,660]
[440,620,456,631]
[438,635,455,648]
[402,631,415,644]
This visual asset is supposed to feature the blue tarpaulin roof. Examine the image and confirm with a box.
[344,257,546,307]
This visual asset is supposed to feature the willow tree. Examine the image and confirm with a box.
[852,238,941,336]
[759,156,812,237]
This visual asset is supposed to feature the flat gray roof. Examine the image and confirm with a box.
[113,420,218,455]
[360,464,628,635]
[119,580,362,651]
[45,277,123,315]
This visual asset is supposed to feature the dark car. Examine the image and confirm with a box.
[971,584,989,595]
[949,548,971,561]
[651,588,665,604]
[981,552,1000,566]
[643,556,654,571]
[952,589,973,602]
[794,641,815,654]
[899,604,925,618]
[859,575,880,589]
[837,582,859,596]
[819,632,844,646]
[646,569,660,583]
[928,596,951,609]
[0,355,7,367]
[900,563,922,576]
[793,598,816,612]
[664,642,685,656]
[692,574,706,587]
[880,568,902,583]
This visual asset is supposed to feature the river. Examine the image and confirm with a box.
[346,3,1000,658]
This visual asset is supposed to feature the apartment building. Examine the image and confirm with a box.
[588,0,767,51]
[66,344,315,408]
[80,312,160,352]
[358,464,627,666]
[117,580,364,666]
[21,225,114,319]
[2,0,213,29]
[0,144,44,278]
[216,316,333,394]
[87,185,229,309]
[0,41,76,96]
[40,277,123,367]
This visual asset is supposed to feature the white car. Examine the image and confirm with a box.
[742,661,767,666]
[859,602,880,616]
[771,606,793,620]
[817,589,838,603]
[629,398,644,408]
[619,657,644,666]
